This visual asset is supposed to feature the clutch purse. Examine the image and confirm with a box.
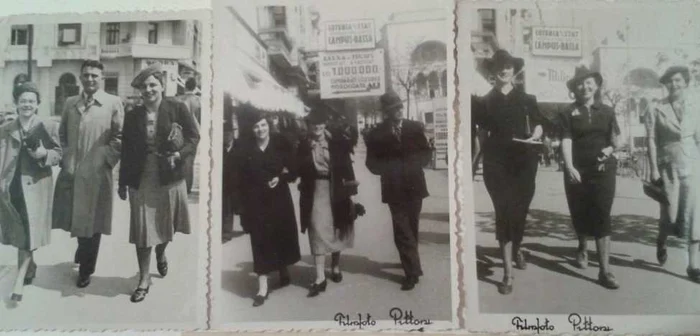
[643,178,669,205]
[167,122,184,151]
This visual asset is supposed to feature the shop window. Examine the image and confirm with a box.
[272,7,287,28]
[11,25,29,46]
[148,22,159,44]
[58,23,81,46]
[106,23,120,45]
[104,73,119,96]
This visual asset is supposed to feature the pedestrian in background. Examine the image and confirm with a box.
[298,104,358,297]
[237,112,300,307]
[53,59,124,289]
[472,50,544,295]
[559,66,621,289]
[176,77,201,194]
[118,64,199,302]
[0,83,62,302]
[646,66,700,281]
[365,90,432,291]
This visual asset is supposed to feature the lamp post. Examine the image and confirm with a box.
[27,25,33,81]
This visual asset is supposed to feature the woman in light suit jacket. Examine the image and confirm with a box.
[0,82,62,302]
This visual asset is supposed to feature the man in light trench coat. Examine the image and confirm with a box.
[53,59,124,288]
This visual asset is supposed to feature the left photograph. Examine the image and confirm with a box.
[0,10,210,330]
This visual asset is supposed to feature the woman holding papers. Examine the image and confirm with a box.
[472,49,544,295]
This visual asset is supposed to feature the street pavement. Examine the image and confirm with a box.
[474,165,700,315]
[219,141,452,323]
[0,159,205,330]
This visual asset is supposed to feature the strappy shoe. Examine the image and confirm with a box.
[130,287,150,303]
[598,272,620,290]
[253,292,269,307]
[498,276,514,295]
[514,250,527,270]
[575,250,588,269]
[307,279,327,297]
[657,242,668,266]
[157,260,168,277]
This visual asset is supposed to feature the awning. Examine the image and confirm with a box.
[223,50,307,117]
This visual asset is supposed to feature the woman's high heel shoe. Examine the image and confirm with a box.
[130,287,150,303]
[307,279,327,297]
[498,276,513,295]
[253,292,269,307]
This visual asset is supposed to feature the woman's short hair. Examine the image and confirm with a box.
[13,82,41,104]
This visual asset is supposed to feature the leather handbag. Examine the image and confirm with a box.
[643,178,669,205]
[167,122,185,152]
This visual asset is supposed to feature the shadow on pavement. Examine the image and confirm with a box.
[418,231,450,245]
[222,254,406,299]
[420,212,449,223]
[27,262,136,298]
[476,210,683,249]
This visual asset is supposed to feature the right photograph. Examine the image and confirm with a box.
[461,0,700,333]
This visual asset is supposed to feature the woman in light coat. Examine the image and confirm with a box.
[0,82,62,301]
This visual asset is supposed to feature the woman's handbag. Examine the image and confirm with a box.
[643,178,669,205]
[167,122,185,151]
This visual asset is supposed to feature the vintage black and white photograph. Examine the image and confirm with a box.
[0,8,210,330]
[461,0,700,333]
[214,0,455,330]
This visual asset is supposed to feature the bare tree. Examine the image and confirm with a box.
[389,37,430,121]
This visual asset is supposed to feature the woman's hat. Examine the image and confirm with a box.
[13,81,41,102]
[660,66,690,85]
[131,63,164,88]
[566,65,603,92]
[484,49,524,74]
[379,91,403,112]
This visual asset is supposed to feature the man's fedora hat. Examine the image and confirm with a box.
[484,49,524,74]
[660,65,690,85]
[380,91,404,112]
[566,65,603,92]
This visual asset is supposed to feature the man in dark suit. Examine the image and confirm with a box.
[365,91,431,290]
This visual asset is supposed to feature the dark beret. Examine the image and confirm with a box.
[131,63,164,88]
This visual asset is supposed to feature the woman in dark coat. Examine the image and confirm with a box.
[238,112,301,307]
[472,50,544,295]
[559,66,621,289]
[118,64,200,302]
[298,107,358,297]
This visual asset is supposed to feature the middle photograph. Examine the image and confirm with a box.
[213,0,455,330]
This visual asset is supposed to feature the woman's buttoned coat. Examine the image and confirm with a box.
[0,117,62,249]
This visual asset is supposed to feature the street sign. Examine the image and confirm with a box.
[319,49,385,99]
[324,19,376,51]
[531,26,582,57]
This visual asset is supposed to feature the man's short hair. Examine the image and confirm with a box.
[185,77,197,91]
[81,59,104,73]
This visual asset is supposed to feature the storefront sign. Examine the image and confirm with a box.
[324,19,375,51]
[319,49,385,99]
[531,27,582,57]
[526,58,578,102]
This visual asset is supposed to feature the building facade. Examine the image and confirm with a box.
[0,20,202,117]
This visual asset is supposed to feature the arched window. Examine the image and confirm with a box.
[428,71,439,99]
[13,73,29,87]
[410,41,447,65]
[441,70,448,97]
[415,72,427,99]
[59,73,77,86]
[55,72,80,116]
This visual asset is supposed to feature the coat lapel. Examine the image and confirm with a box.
[8,120,21,143]
[657,101,682,133]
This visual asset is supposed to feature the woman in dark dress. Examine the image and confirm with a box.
[559,66,621,289]
[473,50,544,295]
[237,112,301,307]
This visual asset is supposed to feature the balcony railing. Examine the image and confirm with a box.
[100,44,132,58]
[258,27,293,51]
